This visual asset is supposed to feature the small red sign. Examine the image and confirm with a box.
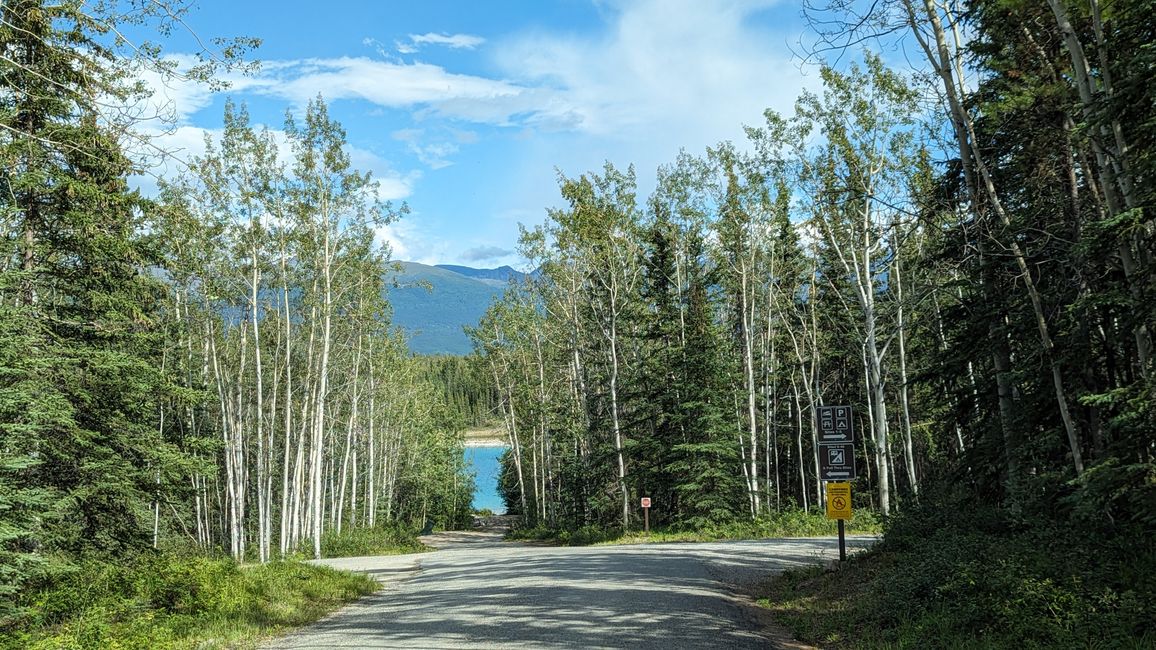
[640,497,651,508]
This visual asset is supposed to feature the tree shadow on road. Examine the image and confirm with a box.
[269,537,869,649]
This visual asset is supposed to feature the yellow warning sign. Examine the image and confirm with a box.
[825,482,851,520]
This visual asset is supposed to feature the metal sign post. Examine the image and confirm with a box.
[825,482,852,561]
[640,497,651,534]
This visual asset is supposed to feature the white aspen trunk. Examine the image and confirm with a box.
[153,347,168,549]
[534,334,549,523]
[233,315,248,561]
[893,252,917,494]
[762,331,775,511]
[865,288,891,515]
[311,220,334,559]
[180,292,207,549]
[336,406,356,533]
[292,300,318,550]
[808,392,822,511]
[776,261,820,512]
[765,259,781,511]
[589,236,637,530]
[367,360,377,528]
[351,446,359,526]
[806,266,822,508]
[250,246,269,563]
[336,334,363,533]
[208,324,245,561]
[278,243,294,557]
[741,264,760,515]
[816,172,891,514]
[791,380,808,513]
[608,327,628,528]
[489,339,527,517]
[736,391,752,516]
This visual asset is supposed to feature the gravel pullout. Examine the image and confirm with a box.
[266,532,874,649]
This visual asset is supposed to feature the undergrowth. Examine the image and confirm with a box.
[303,524,427,558]
[507,508,881,546]
[0,554,378,650]
[757,495,1156,649]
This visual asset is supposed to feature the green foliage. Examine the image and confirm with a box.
[1,553,376,650]
[508,509,881,546]
[414,354,497,431]
[310,525,426,559]
[759,491,1155,648]
[0,0,201,589]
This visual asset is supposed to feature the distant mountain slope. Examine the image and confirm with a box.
[435,264,528,286]
[388,262,508,355]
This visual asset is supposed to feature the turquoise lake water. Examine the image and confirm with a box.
[464,446,506,513]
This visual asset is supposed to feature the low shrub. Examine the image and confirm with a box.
[758,494,1156,648]
[1,554,377,650]
[505,507,882,546]
[308,524,427,558]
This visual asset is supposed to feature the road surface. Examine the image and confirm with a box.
[264,529,872,649]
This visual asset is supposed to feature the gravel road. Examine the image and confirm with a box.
[263,530,873,649]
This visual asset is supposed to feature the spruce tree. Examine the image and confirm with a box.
[0,0,248,576]
[668,231,745,527]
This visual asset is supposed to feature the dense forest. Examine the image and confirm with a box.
[1,0,1153,645]
[478,0,1154,542]
[0,0,475,629]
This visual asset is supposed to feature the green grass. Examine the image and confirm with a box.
[1,555,379,650]
[308,524,428,558]
[755,502,1156,649]
[507,508,882,546]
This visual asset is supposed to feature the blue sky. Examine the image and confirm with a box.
[142,0,818,269]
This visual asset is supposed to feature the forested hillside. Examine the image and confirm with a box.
[389,262,510,355]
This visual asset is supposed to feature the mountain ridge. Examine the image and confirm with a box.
[388,262,518,355]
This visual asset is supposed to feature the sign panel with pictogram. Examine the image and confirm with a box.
[817,405,854,443]
[825,482,851,520]
[818,442,856,480]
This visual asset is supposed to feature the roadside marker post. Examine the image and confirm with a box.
[640,497,651,534]
[818,405,856,562]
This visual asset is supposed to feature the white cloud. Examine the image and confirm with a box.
[346,145,420,200]
[408,32,486,50]
[392,128,459,169]
[461,245,515,263]
[493,0,808,142]
[141,2,809,149]
[252,57,535,122]
[375,219,450,265]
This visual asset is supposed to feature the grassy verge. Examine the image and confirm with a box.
[309,524,428,558]
[756,502,1155,649]
[507,508,882,546]
[1,555,378,650]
